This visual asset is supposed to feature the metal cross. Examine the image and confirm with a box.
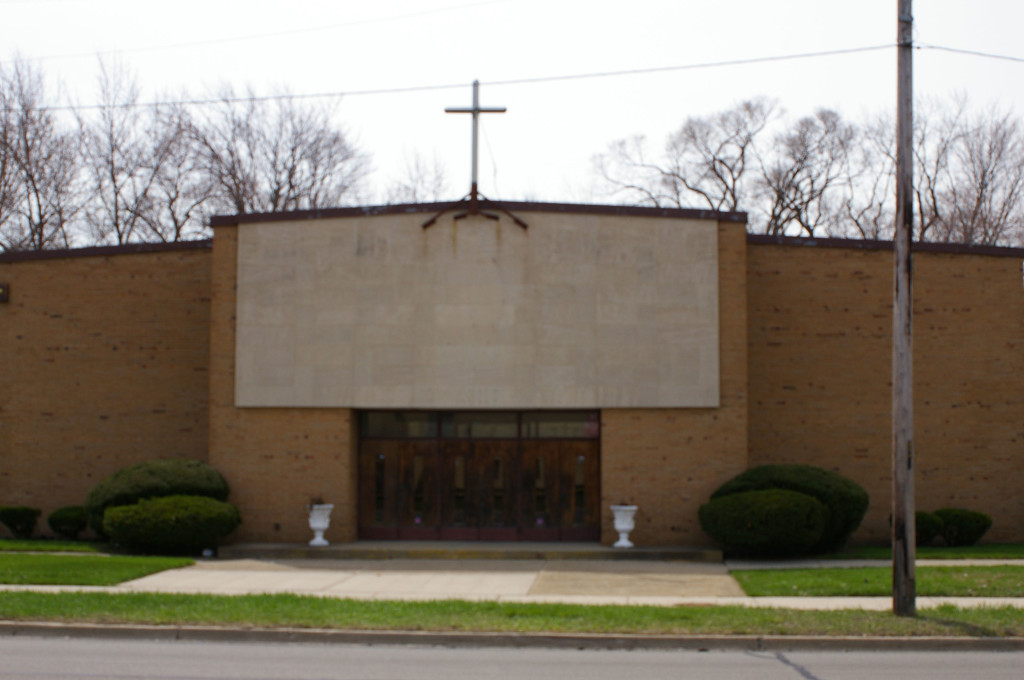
[421,80,525,229]
[445,80,506,206]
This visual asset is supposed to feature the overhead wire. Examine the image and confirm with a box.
[20,44,897,113]
[3,0,513,66]
[5,42,1024,115]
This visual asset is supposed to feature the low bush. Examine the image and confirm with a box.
[103,495,241,555]
[935,508,992,547]
[0,506,42,539]
[47,506,88,540]
[915,511,944,546]
[85,459,230,537]
[698,488,829,558]
[711,464,869,553]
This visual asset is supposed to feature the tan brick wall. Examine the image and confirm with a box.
[748,242,1024,543]
[0,246,211,530]
[208,225,357,544]
[601,221,749,546]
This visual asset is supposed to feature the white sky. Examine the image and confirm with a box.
[1,0,1022,205]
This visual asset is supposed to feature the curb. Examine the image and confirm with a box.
[3,621,1024,652]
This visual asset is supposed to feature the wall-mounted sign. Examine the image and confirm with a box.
[0,283,8,303]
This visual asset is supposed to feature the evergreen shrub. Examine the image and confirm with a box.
[47,505,88,540]
[698,489,829,557]
[915,510,944,546]
[85,459,230,537]
[103,495,241,555]
[711,464,869,553]
[0,506,42,539]
[934,508,992,547]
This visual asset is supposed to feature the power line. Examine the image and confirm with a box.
[918,42,1024,64]
[21,44,898,113]
[10,41,1024,115]
[0,0,513,66]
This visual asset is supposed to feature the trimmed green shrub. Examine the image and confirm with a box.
[0,506,42,539]
[103,495,241,555]
[915,511,943,546]
[85,459,230,537]
[47,505,88,540]
[698,489,829,558]
[711,464,869,553]
[935,508,992,547]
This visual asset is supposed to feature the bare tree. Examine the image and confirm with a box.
[936,105,1024,245]
[0,76,16,243]
[912,97,963,242]
[0,60,81,252]
[840,113,895,240]
[193,88,370,215]
[756,109,856,236]
[79,60,159,245]
[384,152,449,204]
[139,101,213,242]
[593,98,775,211]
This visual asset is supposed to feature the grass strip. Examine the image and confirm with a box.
[0,540,107,554]
[734,566,1024,597]
[0,554,193,586]
[828,544,1024,560]
[0,592,1021,637]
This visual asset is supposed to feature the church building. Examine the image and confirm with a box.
[1,200,1022,547]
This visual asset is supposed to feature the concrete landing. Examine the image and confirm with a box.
[218,541,723,563]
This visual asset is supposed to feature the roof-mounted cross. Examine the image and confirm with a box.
[422,80,527,229]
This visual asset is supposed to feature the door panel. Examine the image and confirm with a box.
[475,440,519,540]
[557,441,601,541]
[358,416,600,541]
[358,440,398,539]
[439,441,477,539]
[396,440,439,539]
[519,441,561,540]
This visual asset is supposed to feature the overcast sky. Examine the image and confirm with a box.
[1,0,1022,204]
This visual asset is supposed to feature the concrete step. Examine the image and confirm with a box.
[218,541,723,563]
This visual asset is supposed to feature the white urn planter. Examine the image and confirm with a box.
[306,503,334,547]
[610,504,638,549]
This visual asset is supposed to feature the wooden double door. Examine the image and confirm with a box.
[358,438,600,541]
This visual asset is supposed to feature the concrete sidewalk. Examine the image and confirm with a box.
[5,555,1024,610]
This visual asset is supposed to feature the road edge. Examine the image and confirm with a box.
[2,621,1024,652]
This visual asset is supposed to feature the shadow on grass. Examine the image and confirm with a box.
[916,613,1001,638]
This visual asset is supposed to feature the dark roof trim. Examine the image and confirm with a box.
[0,239,212,264]
[209,201,748,227]
[747,233,1024,258]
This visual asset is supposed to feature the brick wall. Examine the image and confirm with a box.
[6,224,1021,547]
[207,225,358,544]
[747,240,1024,543]
[601,221,749,545]
[0,244,211,529]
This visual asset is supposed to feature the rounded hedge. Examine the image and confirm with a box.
[698,488,829,557]
[0,506,41,539]
[710,464,869,554]
[85,459,230,537]
[47,505,88,540]
[915,511,943,546]
[103,495,241,555]
[935,508,992,547]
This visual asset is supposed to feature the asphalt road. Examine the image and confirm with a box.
[2,637,1024,680]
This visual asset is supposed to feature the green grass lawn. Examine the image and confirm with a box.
[0,592,1021,637]
[734,566,1024,597]
[0,539,107,554]
[0,553,193,586]
[0,548,1021,638]
[829,544,1024,560]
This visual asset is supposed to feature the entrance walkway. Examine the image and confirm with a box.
[5,543,1023,610]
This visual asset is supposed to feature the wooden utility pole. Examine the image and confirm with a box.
[893,0,917,617]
